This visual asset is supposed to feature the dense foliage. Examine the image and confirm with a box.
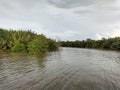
[61,38,120,50]
[0,28,58,54]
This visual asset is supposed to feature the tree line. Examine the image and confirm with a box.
[0,28,58,54]
[61,37,120,50]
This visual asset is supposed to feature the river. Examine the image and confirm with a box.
[0,47,120,90]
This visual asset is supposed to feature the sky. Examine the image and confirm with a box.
[0,0,120,41]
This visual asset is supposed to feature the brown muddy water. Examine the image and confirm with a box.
[0,47,120,90]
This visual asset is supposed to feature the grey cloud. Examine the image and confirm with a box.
[75,10,93,14]
[0,0,120,41]
[48,0,96,8]
[105,6,120,11]
[0,0,45,11]
[48,0,115,8]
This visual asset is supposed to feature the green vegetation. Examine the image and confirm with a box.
[0,28,58,54]
[61,38,120,50]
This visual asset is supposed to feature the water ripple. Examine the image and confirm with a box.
[0,48,120,90]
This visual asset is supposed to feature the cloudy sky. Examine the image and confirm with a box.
[0,0,120,41]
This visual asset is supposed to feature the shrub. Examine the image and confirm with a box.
[11,41,26,52]
[27,35,48,54]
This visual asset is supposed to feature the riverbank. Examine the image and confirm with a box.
[0,28,59,54]
[61,37,120,50]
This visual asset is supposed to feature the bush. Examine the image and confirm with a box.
[0,29,58,54]
[11,42,26,52]
[27,35,48,54]
[47,39,58,51]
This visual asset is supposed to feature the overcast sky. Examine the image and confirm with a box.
[0,0,120,41]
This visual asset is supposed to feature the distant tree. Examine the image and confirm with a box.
[60,37,120,50]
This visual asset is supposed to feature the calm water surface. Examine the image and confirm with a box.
[0,47,120,90]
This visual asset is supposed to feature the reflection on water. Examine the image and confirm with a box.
[0,47,120,90]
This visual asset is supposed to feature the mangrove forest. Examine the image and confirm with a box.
[0,28,58,54]
[61,37,120,50]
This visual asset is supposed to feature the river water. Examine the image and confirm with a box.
[0,47,120,90]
